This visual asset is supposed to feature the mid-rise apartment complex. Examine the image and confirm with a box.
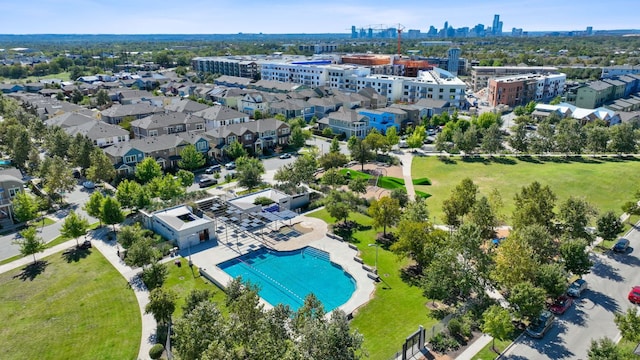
[471,66,560,92]
[566,75,640,109]
[488,73,566,107]
[191,57,259,79]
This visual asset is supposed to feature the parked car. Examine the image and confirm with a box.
[629,286,640,304]
[526,311,555,338]
[548,295,573,315]
[82,181,96,189]
[398,140,408,148]
[198,177,218,188]
[225,162,236,170]
[279,153,292,159]
[613,238,630,253]
[205,165,221,174]
[567,278,588,297]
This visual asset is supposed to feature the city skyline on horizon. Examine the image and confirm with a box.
[0,0,638,35]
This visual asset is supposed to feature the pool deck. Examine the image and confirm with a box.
[182,215,376,316]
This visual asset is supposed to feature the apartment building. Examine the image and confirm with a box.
[191,57,259,79]
[471,66,559,92]
[488,73,566,107]
[400,69,466,107]
[260,60,331,87]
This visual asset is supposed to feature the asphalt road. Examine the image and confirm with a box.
[502,224,640,359]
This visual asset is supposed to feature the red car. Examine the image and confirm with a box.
[629,286,640,304]
[549,295,573,315]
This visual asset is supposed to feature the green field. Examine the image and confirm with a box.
[413,156,640,224]
[0,250,140,360]
[307,209,437,360]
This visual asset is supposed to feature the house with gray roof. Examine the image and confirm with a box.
[130,112,206,138]
[319,108,369,139]
[99,103,164,125]
[192,104,250,130]
[204,118,290,159]
[269,99,314,121]
[164,98,210,114]
[214,75,253,88]
[0,167,24,223]
[46,112,130,147]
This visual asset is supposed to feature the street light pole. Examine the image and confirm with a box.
[368,243,379,274]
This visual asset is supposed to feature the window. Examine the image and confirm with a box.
[195,123,204,131]
[124,154,137,163]
[196,142,208,151]
[149,130,158,137]
[8,187,20,198]
[244,134,252,141]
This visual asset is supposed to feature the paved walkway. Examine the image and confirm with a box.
[455,334,494,360]
[398,151,416,201]
[0,226,157,360]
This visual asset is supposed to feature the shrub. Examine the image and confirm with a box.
[254,196,275,206]
[429,332,460,353]
[149,344,164,359]
[447,318,462,338]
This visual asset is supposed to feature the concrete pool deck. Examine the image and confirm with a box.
[181,215,376,316]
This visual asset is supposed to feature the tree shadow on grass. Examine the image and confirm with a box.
[13,260,49,281]
[437,156,457,165]
[516,155,543,164]
[61,248,91,263]
[460,156,490,165]
[489,156,517,165]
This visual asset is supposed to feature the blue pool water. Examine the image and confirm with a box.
[218,247,356,312]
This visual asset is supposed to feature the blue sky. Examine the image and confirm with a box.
[1,0,637,34]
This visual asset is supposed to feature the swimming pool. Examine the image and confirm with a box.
[218,247,356,312]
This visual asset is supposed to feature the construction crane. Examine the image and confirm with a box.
[396,23,405,55]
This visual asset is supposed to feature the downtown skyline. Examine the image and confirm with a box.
[0,0,638,35]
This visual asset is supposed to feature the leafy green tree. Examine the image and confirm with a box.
[402,197,430,222]
[493,236,538,288]
[329,136,341,153]
[145,288,177,325]
[442,177,478,227]
[482,305,515,354]
[531,121,556,154]
[69,133,94,171]
[60,210,89,247]
[325,190,354,224]
[608,122,637,154]
[555,118,586,155]
[290,126,309,148]
[224,140,248,160]
[512,224,557,264]
[87,148,116,184]
[512,181,557,231]
[509,281,547,322]
[368,196,401,236]
[273,153,317,188]
[392,221,447,270]
[149,174,185,201]
[481,123,503,155]
[613,307,640,343]
[509,123,529,154]
[586,126,609,155]
[321,168,346,189]
[178,145,206,170]
[71,89,84,104]
[141,262,168,290]
[318,151,348,170]
[27,148,41,176]
[364,129,390,154]
[406,125,426,151]
[135,157,162,184]
[385,126,399,147]
[236,156,265,190]
[454,125,479,154]
[116,179,144,210]
[95,89,111,107]
[559,238,593,277]
[347,136,374,171]
[469,196,497,239]
[11,128,31,169]
[12,191,39,223]
[322,127,334,138]
[596,211,624,242]
[117,223,145,249]
[390,188,409,207]
[588,337,624,360]
[475,112,501,130]
[173,301,226,360]
[176,169,195,188]
[13,226,45,264]
[557,196,597,240]
[535,263,568,298]
[182,289,215,314]
[422,248,474,304]
[101,196,124,234]
[84,191,104,226]
[345,177,367,195]
[125,237,160,268]
[43,156,76,198]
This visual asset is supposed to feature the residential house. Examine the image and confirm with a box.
[103,134,195,175]
[357,107,408,133]
[269,99,314,121]
[319,108,370,139]
[307,96,342,117]
[192,104,250,130]
[0,84,25,93]
[164,98,210,114]
[130,112,206,138]
[99,103,164,125]
[0,168,24,223]
[209,87,248,109]
[46,112,130,147]
[238,92,270,117]
[112,89,155,105]
[214,75,253,88]
[390,103,426,128]
[205,118,290,159]
[24,83,45,93]
[357,88,387,109]
[413,98,452,118]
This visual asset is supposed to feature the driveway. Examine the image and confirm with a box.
[502,223,640,359]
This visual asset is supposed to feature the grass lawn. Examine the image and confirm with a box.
[19,71,71,83]
[307,209,437,360]
[163,257,228,319]
[40,217,56,226]
[377,176,405,190]
[0,249,140,360]
[472,331,522,360]
[339,168,372,180]
[413,156,640,224]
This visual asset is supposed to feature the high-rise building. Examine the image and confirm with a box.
[492,15,501,36]
[447,48,461,75]
[586,26,593,35]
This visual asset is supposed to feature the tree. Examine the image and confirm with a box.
[236,156,264,190]
[11,128,31,169]
[406,125,426,151]
[364,129,390,154]
[609,122,637,154]
[84,191,104,226]
[176,169,195,188]
[596,211,624,242]
[173,301,226,360]
[101,196,124,234]
[149,175,185,201]
[557,196,597,240]
[512,224,557,264]
[14,226,45,264]
[69,133,94,171]
[481,123,503,155]
[274,153,317,187]
[555,118,586,155]
[178,144,206,170]
[613,307,640,343]
[43,156,76,198]
[509,124,529,154]
[141,262,168,290]
[535,263,568,298]
[560,239,593,277]
[125,237,160,268]
[182,289,215,314]
[290,126,308,148]
[347,136,374,171]
[482,305,515,354]
[12,191,39,223]
[508,281,547,322]
[422,248,475,304]
[329,136,341,153]
[454,125,479,154]
[71,89,84,104]
[145,288,177,325]
[442,177,478,227]
[318,151,348,170]
[60,210,89,247]
[493,236,538,288]
[368,196,401,236]
[321,168,346,188]
[118,223,145,249]
[224,140,248,160]
[586,126,609,155]
[116,179,144,210]
[135,157,162,183]
[588,337,623,360]
[531,121,556,154]
[512,181,557,231]
[469,196,497,239]
[86,148,116,184]
[392,221,447,271]
[95,89,111,107]
[385,126,399,148]
[390,188,409,207]
[325,190,354,224]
